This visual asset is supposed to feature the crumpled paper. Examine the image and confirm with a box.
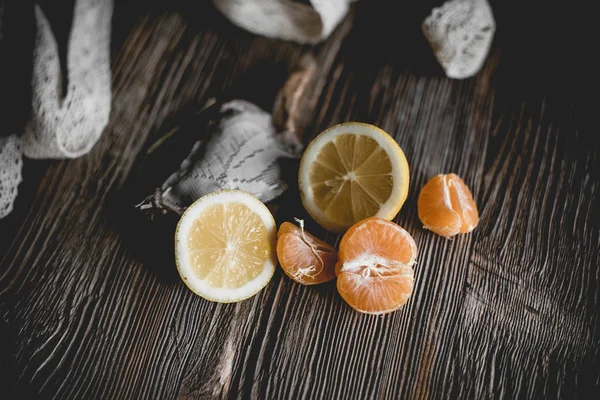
[0,0,112,219]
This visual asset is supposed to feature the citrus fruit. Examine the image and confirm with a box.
[276,219,337,285]
[336,217,416,315]
[298,122,410,233]
[175,190,277,302]
[417,173,479,237]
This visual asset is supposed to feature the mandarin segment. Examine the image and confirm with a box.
[447,173,479,233]
[336,218,417,315]
[418,174,479,237]
[276,221,337,285]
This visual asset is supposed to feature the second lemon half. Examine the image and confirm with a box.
[299,122,410,233]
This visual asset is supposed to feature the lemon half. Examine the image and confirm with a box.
[299,122,410,233]
[175,190,277,302]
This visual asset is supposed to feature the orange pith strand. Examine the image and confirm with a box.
[276,221,337,285]
[417,173,479,238]
[336,218,416,315]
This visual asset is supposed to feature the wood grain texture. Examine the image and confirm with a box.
[1,1,599,399]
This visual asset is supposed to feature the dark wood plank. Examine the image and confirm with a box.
[1,1,599,399]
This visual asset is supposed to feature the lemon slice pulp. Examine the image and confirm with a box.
[175,190,276,302]
[299,122,410,233]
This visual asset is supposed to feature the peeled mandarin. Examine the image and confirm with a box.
[276,220,337,285]
[336,218,416,315]
[417,173,479,237]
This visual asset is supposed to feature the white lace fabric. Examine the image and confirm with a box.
[0,0,113,219]
[214,0,495,77]
[0,136,23,219]
[22,0,112,159]
[422,0,495,79]
[1,0,496,219]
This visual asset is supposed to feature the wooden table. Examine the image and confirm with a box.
[1,2,598,398]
